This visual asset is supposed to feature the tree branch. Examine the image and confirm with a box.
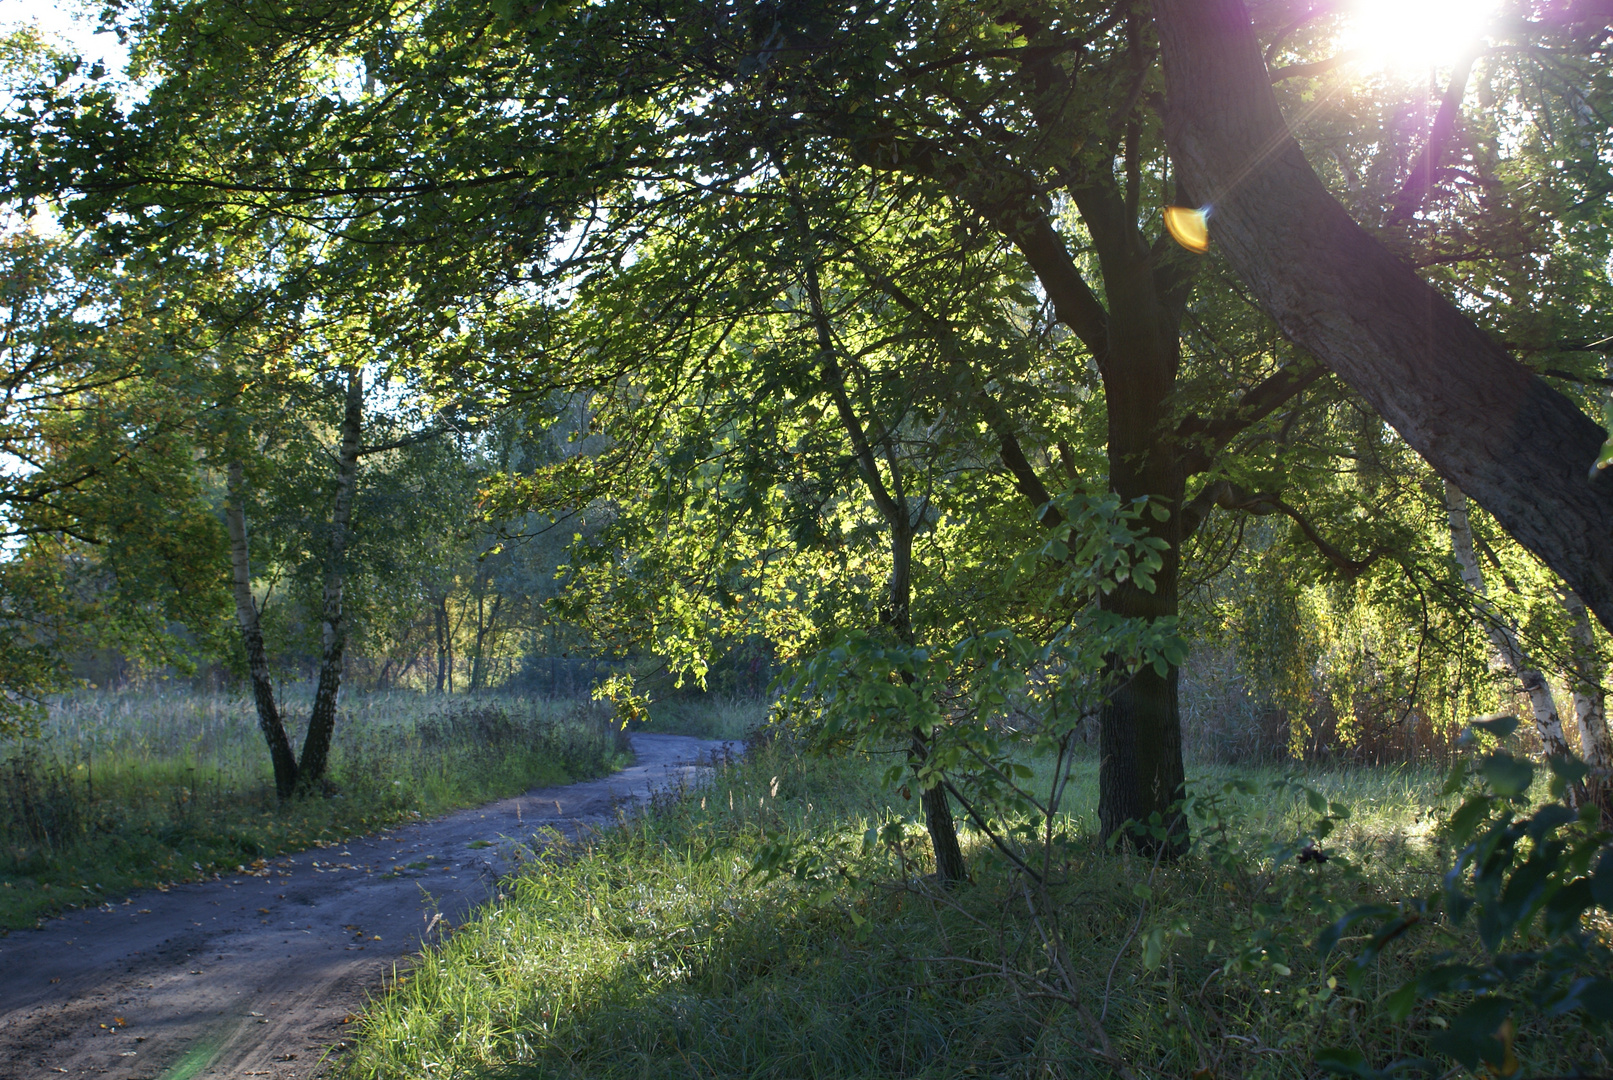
[1184,479,1377,576]
[1386,47,1480,225]
[1177,360,1326,476]
[1269,49,1364,82]
[356,422,452,458]
[862,268,1063,522]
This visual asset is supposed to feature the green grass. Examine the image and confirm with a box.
[341,742,1608,1080]
[640,694,770,741]
[0,689,631,929]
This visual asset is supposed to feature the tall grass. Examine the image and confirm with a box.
[345,741,1603,1080]
[0,688,630,929]
[642,694,770,741]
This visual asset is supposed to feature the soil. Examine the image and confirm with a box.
[0,732,739,1080]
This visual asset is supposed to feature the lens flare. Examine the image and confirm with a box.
[1164,206,1210,254]
[1340,0,1501,75]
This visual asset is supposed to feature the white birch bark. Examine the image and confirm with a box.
[1562,589,1612,769]
[226,461,299,799]
[295,367,363,790]
[1445,482,1574,761]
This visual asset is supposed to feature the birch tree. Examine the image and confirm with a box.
[1444,481,1575,765]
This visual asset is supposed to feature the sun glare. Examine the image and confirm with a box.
[1339,0,1502,76]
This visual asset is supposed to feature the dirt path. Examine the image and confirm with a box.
[0,732,738,1080]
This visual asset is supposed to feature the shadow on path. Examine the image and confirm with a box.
[0,732,739,1080]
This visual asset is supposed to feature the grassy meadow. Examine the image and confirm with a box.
[342,731,1610,1080]
[0,687,631,929]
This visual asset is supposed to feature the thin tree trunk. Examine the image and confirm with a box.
[1445,483,1577,770]
[296,368,363,793]
[225,462,299,801]
[1563,589,1613,823]
[809,253,966,884]
[435,595,449,693]
[1563,590,1613,769]
[470,592,502,692]
[1154,0,1613,635]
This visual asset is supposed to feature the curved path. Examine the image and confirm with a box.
[0,732,739,1080]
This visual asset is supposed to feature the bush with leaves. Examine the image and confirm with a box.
[1318,716,1613,1079]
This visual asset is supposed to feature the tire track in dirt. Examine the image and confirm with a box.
[0,732,739,1080]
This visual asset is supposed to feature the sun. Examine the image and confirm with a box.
[1337,0,1503,76]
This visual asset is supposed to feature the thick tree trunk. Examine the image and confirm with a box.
[1445,483,1576,768]
[1073,182,1191,851]
[1094,445,1188,848]
[225,462,299,801]
[296,368,363,793]
[1154,0,1613,635]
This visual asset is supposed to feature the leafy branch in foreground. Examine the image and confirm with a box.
[1318,716,1613,1079]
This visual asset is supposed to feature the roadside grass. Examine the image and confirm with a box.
[343,741,1607,1080]
[641,694,769,740]
[0,689,631,929]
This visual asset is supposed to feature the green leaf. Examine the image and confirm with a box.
[1591,847,1613,909]
[1384,980,1419,1022]
[1546,753,1589,792]
[1314,1047,1384,1079]
[1592,436,1613,480]
[1479,753,1533,797]
[1470,715,1519,740]
[1142,926,1165,969]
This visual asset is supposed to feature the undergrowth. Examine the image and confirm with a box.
[340,739,1606,1079]
[640,693,769,741]
[0,689,631,929]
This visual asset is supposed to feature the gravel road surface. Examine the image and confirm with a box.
[0,732,738,1080]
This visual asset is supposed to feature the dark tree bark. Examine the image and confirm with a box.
[435,594,450,693]
[295,367,363,793]
[1153,0,1613,634]
[867,191,1191,849]
[225,461,299,801]
[469,591,502,692]
[1073,181,1191,850]
[1386,48,1479,226]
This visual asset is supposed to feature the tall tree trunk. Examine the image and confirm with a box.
[1445,483,1577,770]
[839,50,1196,854]
[1093,401,1188,851]
[469,592,502,692]
[435,595,449,693]
[1154,0,1613,636]
[1563,590,1613,769]
[225,462,299,801]
[1563,589,1613,823]
[296,368,363,793]
[810,255,967,883]
[1075,183,1191,852]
